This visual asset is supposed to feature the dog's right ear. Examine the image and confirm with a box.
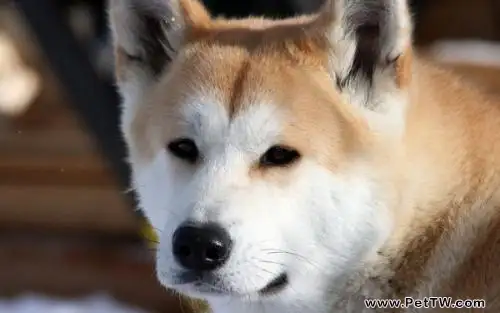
[108,0,210,102]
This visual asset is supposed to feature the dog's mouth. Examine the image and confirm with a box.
[172,271,289,297]
[258,272,289,295]
[173,271,228,295]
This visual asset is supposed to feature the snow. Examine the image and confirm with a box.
[429,40,500,67]
[0,294,149,313]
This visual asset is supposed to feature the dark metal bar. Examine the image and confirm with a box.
[13,0,140,214]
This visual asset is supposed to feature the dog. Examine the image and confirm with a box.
[108,0,500,312]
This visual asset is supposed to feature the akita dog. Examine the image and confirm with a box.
[108,0,500,312]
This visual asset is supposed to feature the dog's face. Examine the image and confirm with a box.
[109,0,412,307]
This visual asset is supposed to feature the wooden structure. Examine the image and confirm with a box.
[0,5,188,312]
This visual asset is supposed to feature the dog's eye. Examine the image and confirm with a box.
[260,145,300,167]
[167,138,199,163]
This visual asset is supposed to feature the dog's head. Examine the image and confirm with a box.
[109,0,412,307]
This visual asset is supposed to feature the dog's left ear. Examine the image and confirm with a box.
[317,0,413,111]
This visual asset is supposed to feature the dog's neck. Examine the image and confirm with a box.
[319,56,500,311]
[408,58,500,204]
[371,57,500,298]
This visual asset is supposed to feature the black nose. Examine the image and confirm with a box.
[172,222,232,271]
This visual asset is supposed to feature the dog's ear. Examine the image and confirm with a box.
[317,0,413,115]
[108,0,210,102]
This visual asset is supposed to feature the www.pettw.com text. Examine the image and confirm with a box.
[365,297,486,309]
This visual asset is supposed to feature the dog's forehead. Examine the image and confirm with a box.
[141,36,369,168]
[180,98,283,153]
[164,44,294,148]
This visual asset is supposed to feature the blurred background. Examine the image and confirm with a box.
[0,0,499,312]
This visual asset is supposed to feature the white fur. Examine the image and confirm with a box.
[129,99,392,313]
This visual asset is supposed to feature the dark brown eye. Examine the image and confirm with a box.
[167,138,199,163]
[260,145,300,167]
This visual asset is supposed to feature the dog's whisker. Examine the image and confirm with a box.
[151,226,163,234]
[252,264,283,277]
[261,249,322,270]
[251,258,286,267]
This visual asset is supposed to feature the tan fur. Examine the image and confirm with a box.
[125,12,369,169]
[116,1,500,311]
[395,49,413,88]
[379,61,500,310]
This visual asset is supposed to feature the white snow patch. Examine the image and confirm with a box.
[428,40,500,67]
[0,293,149,313]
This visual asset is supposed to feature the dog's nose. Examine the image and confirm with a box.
[172,222,232,271]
